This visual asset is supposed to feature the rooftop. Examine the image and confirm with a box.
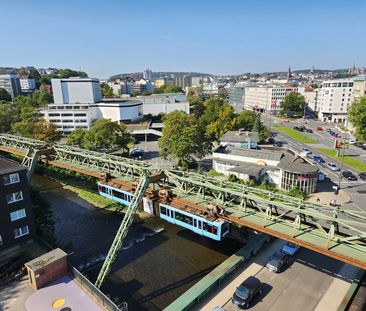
[228,163,266,176]
[214,145,284,162]
[220,131,259,143]
[25,248,67,272]
[278,155,319,174]
[0,156,27,175]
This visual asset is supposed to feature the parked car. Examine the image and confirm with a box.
[268,137,275,144]
[359,172,366,180]
[0,255,30,279]
[282,242,300,256]
[326,128,332,132]
[266,252,290,273]
[232,276,262,309]
[327,162,340,171]
[313,155,325,164]
[329,131,335,136]
[129,148,144,160]
[348,140,356,145]
[305,128,313,133]
[342,170,357,181]
[293,126,300,131]
[317,127,323,131]
[353,142,363,147]
[273,120,282,125]
[274,141,283,147]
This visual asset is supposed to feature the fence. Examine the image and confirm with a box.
[70,266,128,311]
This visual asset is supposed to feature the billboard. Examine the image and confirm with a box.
[334,139,349,149]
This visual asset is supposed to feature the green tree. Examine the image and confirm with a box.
[31,89,53,107]
[67,128,87,147]
[101,83,114,97]
[39,73,59,85]
[206,104,236,141]
[32,119,61,142]
[12,106,40,137]
[280,91,306,115]
[81,119,134,151]
[153,84,183,94]
[59,68,88,78]
[234,110,257,130]
[349,95,366,141]
[0,104,19,132]
[252,115,270,142]
[159,111,211,165]
[0,88,11,101]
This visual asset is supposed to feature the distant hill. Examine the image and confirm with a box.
[109,71,212,81]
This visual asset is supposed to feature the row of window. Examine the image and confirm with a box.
[50,119,87,123]
[49,106,89,110]
[0,225,29,246]
[323,82,354,88]
[48,113,87,117]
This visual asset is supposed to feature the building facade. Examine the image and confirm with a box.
[20,78,36,94]
[0,157,35,253]
[51,78,102,104]
[143,69,152,81]
[0,74,22,98]
[229,86,246,112]
[244,84,305,114]
[174,76,192,89]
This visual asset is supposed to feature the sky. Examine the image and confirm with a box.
[1,0,365,78]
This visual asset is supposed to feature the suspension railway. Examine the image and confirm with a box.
[0,133,365,289]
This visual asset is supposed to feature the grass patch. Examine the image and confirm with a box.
[317,148,366,171]
[208,169,224,177]
[274,125,317,144]
[63,185,125,210]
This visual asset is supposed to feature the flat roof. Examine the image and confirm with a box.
[214,146,284,162]
[0,156,27,175]
[220,131,259,143]
[228,163,266,176]
[25,248,67,271]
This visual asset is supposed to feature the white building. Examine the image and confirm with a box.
[316,79,354,123]
[0,74,21,98]
[143,69,152,81]
[243,84,305,114]
[42,78,143,133]
[133,79,154,94]
[129,94,190,115]
[52,78,102,104]
[20,78,36,93]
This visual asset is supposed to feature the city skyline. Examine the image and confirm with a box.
[1,0,365,78]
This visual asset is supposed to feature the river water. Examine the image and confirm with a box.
[31,175,244,310]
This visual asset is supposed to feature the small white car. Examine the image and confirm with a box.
[327,162,340,171]
[302,147,312,154]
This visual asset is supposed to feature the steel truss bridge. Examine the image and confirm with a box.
[0,133,365,288]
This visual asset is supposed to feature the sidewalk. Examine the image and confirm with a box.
[308,188,351,205]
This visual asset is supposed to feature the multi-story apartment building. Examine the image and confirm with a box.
[316,79,354,123]
[243,84,305,114]
[174,76,192,89]
[133,79,154,94]
[0,157,35,253]
[143,69,152,81]
[0,74,22,98]
[20,78,36,94]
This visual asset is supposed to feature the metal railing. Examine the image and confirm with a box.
[70,266,128,311]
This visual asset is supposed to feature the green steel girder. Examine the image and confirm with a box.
[1,133,366,271]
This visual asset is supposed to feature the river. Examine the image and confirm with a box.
[31,175,244,310]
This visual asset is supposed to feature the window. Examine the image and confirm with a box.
[0,235,2,245]
[10,209,26,221]
[6,191,23,204]
[160,206,167,215]
[203,223,218,235]
[3,173,20,185]
[14,225,29,238]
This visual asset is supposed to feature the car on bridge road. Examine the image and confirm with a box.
[282,242,300,256]
[359,172,366,180]
[327,162,340,171]
[313,155,325,164]
[266,252,290,273]
[232,276,262,309]
[317,127,323,131]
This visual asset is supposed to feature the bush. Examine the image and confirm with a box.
[208,169,223,176]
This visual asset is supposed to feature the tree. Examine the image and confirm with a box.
[31,89,53,107]
[280,91,306,115]
[188,96,205,117]
[349,95,366,141]
[101,83,114,97]
[12,106,40,137]
[59,68,88,78]
[206,104,236,141]
[32,119,61,142]
[153,84,183,94]
[78,119,134,151]
[67,128,87,147]
[159,111,211,165]
[234,110,257,130]
[0,88,11,101]
[252,115,270,142]
[0,104,19,132]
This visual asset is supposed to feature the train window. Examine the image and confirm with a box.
[161,206,167,215]
[203,223,218,235]
[98,185,107,193]
[167,209,170,217]
[174,212,194,225]
[193,219,197,227]
[198,221,202,229]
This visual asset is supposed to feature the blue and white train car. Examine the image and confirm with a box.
[98,183,134,206]
[159,204,230,241]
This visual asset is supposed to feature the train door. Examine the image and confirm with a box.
[197,220,203,235]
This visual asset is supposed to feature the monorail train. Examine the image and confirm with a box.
[97,183,230,241]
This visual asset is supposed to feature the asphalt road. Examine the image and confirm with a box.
[223,248,350,311]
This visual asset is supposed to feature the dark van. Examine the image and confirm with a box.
[232,276,262,309]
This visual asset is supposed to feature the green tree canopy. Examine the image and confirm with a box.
[0,88,11,101]
[280,91,306,115]
[59,69,88,78]
[32,119,61,142]
[158,110,211,165]
[11,106,41,137]
[0,104,19,132]
[101,83,114,97]
[252,115,270,142]
[153,84,183,94]
[68,119,134,151]
[349,95,366,141]
[234,110,257,130]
